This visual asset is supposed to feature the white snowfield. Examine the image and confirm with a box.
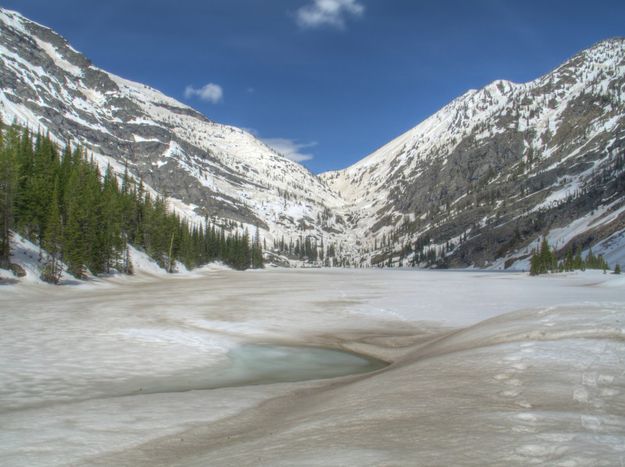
[1,268,624,466]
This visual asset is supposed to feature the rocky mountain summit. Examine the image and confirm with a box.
[323,38,625,268]
[1,7,624,269]
[0,8,350,260]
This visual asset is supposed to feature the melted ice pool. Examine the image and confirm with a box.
[1,344,387,413]
[216,344,387,387]
[90,344,387,402]
[106,344,387,395]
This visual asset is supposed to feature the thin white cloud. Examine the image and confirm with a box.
[184,83,223,103]
[262,138,317,163]
[296,0,364,30]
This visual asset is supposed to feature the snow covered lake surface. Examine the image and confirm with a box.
[1,268,624,466]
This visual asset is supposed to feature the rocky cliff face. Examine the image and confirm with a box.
[0,8,350,258]
[323,38,625,269]
[2,7,624,269]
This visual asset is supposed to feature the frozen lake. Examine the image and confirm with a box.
[1,268,624,466]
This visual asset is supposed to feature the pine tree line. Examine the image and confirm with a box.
[0,121,263,282]
[529,238,616,276]
[272,234,345,267]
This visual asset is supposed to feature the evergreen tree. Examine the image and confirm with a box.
[0,119,18,268]
[1,124,265,279]
[251,225,264,269]
[531,239,613,276]
[530,238,557,276]
[63,156,92,278]
[41,180,63,284]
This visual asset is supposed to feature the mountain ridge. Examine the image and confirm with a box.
[322,36,625,268]
[1,7,624,270]
[0,7,355,264]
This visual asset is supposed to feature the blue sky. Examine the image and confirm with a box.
[4,0,625,173]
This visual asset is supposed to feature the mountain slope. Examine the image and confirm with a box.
[322,38,625,268]
[1,7,624,270]
[0,8,350,259]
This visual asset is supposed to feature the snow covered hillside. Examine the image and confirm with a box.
[322,39,625,268]
[1,6,624,269]
[0,8,351,262]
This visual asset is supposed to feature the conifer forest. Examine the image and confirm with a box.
[0,120,263,283]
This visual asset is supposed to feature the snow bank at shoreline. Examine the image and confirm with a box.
[0,232,234,286]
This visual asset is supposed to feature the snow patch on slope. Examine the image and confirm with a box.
[33,37,83,77]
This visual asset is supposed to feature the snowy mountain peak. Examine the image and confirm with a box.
[1,7,624,268]
[0,7,353,263]
[0,8,29,32]
[322,38,625,268]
